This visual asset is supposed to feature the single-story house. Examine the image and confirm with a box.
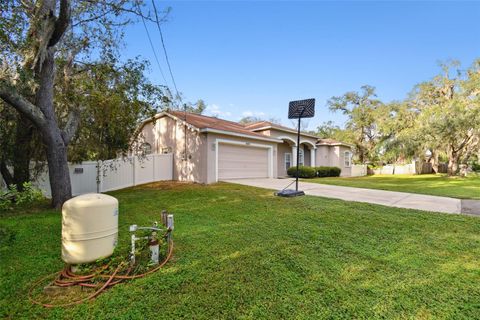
[134,111,353,183]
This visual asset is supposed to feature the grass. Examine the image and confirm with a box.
[1,182,480,319]
[306,174,480,199]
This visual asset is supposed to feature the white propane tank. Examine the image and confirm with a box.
[62,193,118,264]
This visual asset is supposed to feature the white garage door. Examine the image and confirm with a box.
[218,143,269,180]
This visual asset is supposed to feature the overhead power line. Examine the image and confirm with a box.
[135,1,170,89]
[150,1,188,161]
[151,0,181,103]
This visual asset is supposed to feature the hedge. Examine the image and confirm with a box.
[315,166,341,177]
[287,166,341,178]
[287,166,316,178]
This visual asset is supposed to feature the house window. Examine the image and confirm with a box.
[285,153,292,170]
[344,151,352,167]
[298,148,304,166]
[141,142,152,155]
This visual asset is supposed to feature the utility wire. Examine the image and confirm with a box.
[135,1,170,89]
[151,0,181,102]
[150,0,187,162]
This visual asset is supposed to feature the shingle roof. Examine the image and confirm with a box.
[245,121,320,139]
[317,138,352,147]
[165,111,351,147]
[243,121,271,129]
[244,121,291,130]
[168,111,273,139]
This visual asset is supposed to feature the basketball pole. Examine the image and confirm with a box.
[276,98,314,198]
[295,108,305,192]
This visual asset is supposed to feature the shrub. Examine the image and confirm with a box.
[471,161,480,172]
[329,167,342,177]
[16,182,44,205]
[315,166,341,177]
[0,182,44,211]
[287,166,316,178]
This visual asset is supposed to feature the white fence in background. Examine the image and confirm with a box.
[351,164,367,177]
[28,153,173,198]
[349,162,417,177]
[372,162,416,175]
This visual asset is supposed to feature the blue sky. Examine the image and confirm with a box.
[123,1,480,129]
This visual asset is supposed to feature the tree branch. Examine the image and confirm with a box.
[82,0,170,24]
[49,0,71,47]
[454,133,473,153]
[71,8,115,27]
[20,0,35,16]
[0,82,47,128]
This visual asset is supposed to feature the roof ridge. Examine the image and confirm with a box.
[247,121,320,138]
[244,120,271,128]
[166,110,276,139]
[170,110,245,127]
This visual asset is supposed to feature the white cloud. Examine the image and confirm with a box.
[241,111,266,117]
[205,104,232,118]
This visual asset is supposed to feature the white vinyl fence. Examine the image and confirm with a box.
[350,162,417,177]
[372,162,416,175]
[351,164,367,177]
[29,153,173,198]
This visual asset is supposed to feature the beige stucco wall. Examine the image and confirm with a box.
[315,145,353,176]
[205,133,278,184]
[138,117,353,182]
[277,142,292,177]
[303,146,311,166]
[316,145,330,166]
[262,128,317,147]
[137,116,206,183]
[337,145,352,177]
[258,129,271,136]
[277,143,313,176]
[138,118,281,184]
[259,128,317,170]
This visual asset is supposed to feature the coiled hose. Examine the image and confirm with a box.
[28,236,174,308]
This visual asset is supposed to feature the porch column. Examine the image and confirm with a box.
[292,146,297,166]
[311,147,316,167]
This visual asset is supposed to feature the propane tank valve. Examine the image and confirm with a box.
[129,211,173,266]
[149,231,160,265]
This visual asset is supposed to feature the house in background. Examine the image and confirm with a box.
[135,111,353,184]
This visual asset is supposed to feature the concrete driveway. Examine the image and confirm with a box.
[224,178,467,215]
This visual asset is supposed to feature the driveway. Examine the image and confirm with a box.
[224,178,468,215]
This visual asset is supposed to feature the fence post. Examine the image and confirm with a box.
[96,160,103,193]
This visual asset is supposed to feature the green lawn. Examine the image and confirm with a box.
[307,174,480,199]
[2,182,480,319]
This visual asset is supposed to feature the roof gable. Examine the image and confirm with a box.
[168,111,275,140]
[245,121,320,139]
[317,138,353,147]
[140,110,351,147]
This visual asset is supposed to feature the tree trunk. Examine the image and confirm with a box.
[430,151,439,174]
[12,115,34,190]
[36,48,72,209]
[0,0,73,209]
[0,160,13,186]
[357,144,366,163]
[44,132,71,208]
[447,150,460,176]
